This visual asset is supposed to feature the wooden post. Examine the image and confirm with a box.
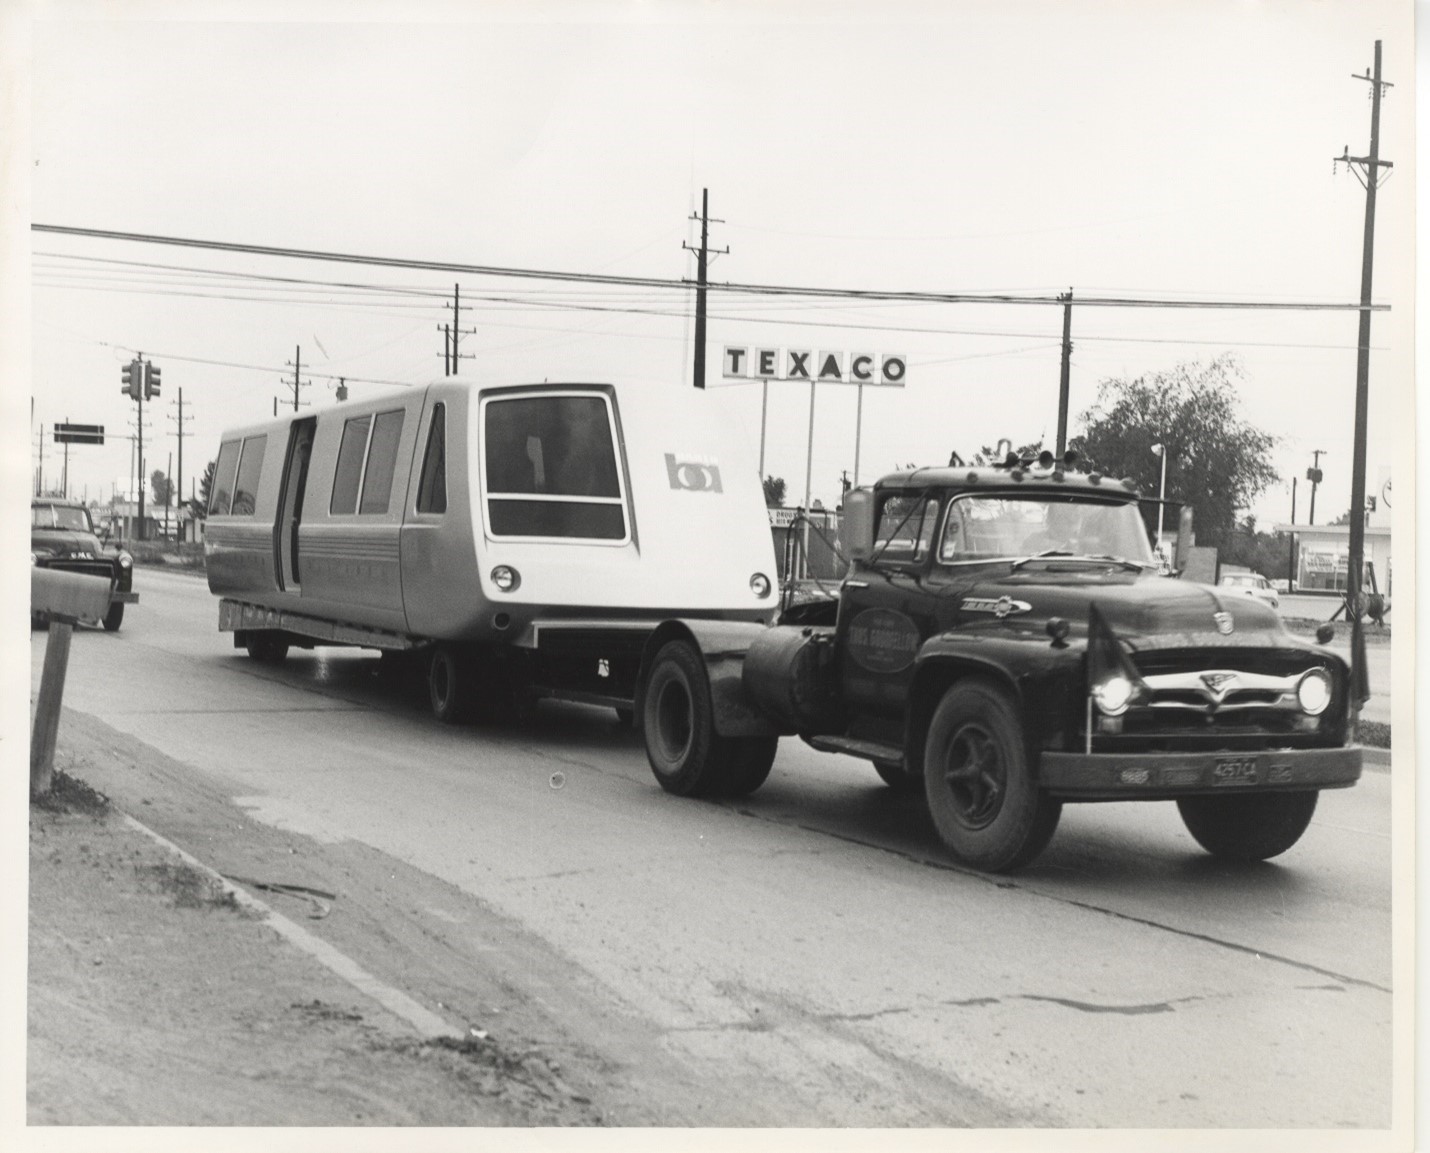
[31,620,74,798]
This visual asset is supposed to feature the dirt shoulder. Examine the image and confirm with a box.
[28,763,604,1126]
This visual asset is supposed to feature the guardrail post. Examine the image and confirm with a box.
[31,620,74,799]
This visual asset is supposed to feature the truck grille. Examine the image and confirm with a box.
[43,559,116,582]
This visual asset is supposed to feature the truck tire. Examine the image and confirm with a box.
[245,632,289,663]
[1176,791,1319,861]
[874,759,922,793]
[428,645,469,724]
[642,640,775,798]
[923,680,1062,872]
[102,602,125,632]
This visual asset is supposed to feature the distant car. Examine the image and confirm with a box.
[1218,571,1279,610]
[31,499,138,630]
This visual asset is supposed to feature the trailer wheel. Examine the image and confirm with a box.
[643,640,772,798]
[874,759,922,793]
[101,602,125,632]
[1176,791,1319,861]
[245,632,289,663]
[428,645,469,724]
[923,680,1062,872]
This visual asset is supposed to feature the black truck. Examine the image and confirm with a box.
[636,452,1362,872]
[31,499,139,631]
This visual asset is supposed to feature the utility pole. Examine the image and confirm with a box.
[1055,289,1073,457]
[170,386,192,518]
[684,189,727,389]
[165,451,173,540]
[1288,476,1298,586]
[281,346,311,412]
[1306,449,1325,525]
[35,424,44,495]
[61,418,70,498]
[1336,39,1393,713]
[438,284,475,375]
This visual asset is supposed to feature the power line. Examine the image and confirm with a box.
[32,223,1388,313]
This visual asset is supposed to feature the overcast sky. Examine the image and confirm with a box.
[10,0,1416,531]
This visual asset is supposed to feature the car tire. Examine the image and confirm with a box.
[102,602,125,632]
[923,680,1062,872]
[1176,791,1319,861]
[874,758,922,793]
[642,640,776,798]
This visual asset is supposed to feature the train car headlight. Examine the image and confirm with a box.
[1296,667,1332,715]
[490,565,521,593]
[750,573,772,598]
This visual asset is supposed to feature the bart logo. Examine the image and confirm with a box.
[666,454,723,493]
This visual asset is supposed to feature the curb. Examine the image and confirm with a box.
[118,812,462,1041]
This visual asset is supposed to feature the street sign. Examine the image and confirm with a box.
[53,423,104,445]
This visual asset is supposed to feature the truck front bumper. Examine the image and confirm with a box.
[113,589,140,604]
[1038,745,1362,800]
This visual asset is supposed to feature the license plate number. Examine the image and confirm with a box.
[1213,757,1259,786]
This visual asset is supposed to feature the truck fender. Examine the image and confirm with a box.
[905,638,1073,781]
[636,619,787,738]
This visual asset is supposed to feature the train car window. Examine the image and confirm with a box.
[231,436,267,516]
[416,403,447,514]
[209,439,242,516]
[359,410,405,514]
[331,415,372,515]
[482,394,627,540]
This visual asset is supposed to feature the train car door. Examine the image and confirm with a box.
[275,417,316,591]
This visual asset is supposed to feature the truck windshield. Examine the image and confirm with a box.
[32,504,93,533]
[939,494,1154,565]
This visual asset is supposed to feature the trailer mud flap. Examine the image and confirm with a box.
[706,654,787,738]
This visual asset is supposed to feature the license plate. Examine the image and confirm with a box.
[1212,756,1259,786]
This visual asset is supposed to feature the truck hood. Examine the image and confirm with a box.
[31,529,108,558]
[964,568,1286,650]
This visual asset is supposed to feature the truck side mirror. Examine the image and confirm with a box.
[843,488,876,563]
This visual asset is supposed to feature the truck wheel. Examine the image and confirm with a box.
[1176,791,1319,861]
[102,602,125,632]
[428,645,469,724]
[923,681,1062,872]
[874,759,922,793]
[643,640,771,798]
[245,632,289,662]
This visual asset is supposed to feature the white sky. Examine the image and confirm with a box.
[11,0,1417,529]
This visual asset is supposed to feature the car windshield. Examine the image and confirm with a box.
[1222,575,1255,587]
[939,494,1154,564]
[32,504,93,533]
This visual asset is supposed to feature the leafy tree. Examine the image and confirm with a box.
[762,475,786,507]
[151,469,172,507]
[1068,355,1278,550]
[193,459,216,519]
[1221,515,1295,581]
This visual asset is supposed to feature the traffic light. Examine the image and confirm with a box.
[120,361,139,399]
[1306,467,1323,485]
[144,362,162,399]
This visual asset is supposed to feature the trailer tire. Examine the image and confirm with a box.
[245,632,289,663]
[428,645,470,724]
[643,640,770,798]
[1176,791,1319,861]
[874,759,922,793]
[102,602,125,632]
[923,680,1061,872]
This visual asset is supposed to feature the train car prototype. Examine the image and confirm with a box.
[205,380,780,721]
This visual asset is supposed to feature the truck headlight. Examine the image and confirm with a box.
[30,552,37,567]
[1296,668,1332,715]
[490,565,521,593]
[750,573,772,598]
[1092,673,1135,716]
[118,551,133,569]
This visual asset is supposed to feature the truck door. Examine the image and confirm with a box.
[838,492,941,716]
[275,417,316,591]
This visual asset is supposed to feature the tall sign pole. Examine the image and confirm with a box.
[1337,40,1392,715]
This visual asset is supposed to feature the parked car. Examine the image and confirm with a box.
[1218,571,1280,610]
[31,499,139,630]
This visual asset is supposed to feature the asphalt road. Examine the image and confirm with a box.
[31,568,1400,1128]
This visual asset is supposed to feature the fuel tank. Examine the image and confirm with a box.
[742,624,844,733]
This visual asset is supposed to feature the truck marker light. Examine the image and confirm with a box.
[491,565,521,593]
[1296,668,1332,715]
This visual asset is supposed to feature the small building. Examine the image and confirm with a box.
[1271,521,1392,596]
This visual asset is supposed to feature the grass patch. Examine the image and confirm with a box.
[1359,720,1390,749]
[32,771,111,818]
[139,860,243,912]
